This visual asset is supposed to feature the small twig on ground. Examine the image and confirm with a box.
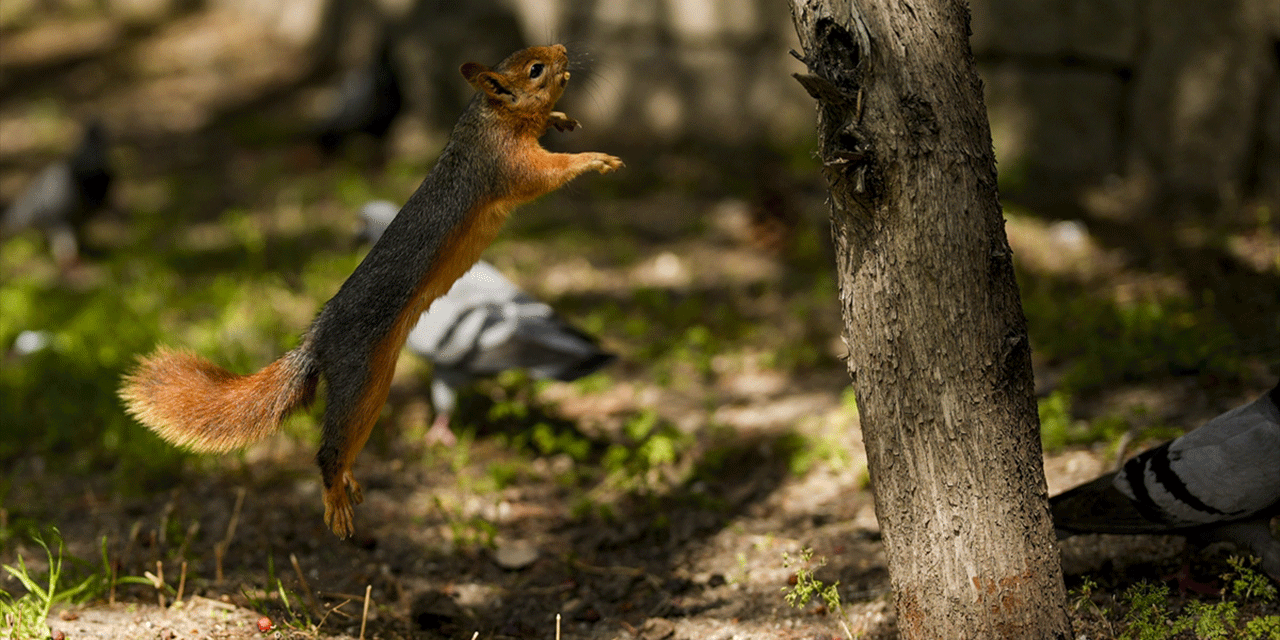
[359,585,372,640]
[144,561,166,608]
[840,618,856,640]
[315,599,352,629]
[215,488,246,584]
[290,553,321,619]
[175,560,187,605]
[108,556,118,606]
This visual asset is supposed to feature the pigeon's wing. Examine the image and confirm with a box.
[411,262,613,380]
[404,262,518,358]
[366,195,617,387]
[407,303,492,364]
[1053,383,1280,535]
[1153,390,1280,522]
[464,302,615,381]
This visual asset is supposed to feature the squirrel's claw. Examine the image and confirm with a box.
[589,153,625,174]
[548,111,580,132]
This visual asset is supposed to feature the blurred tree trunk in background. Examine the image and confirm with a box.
[788,1,1071,638]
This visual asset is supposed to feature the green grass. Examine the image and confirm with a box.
[1020,274,1246,395]
[781,547,856,640]
[0,530,149,639]
[2,532,77,639]
[1037,389,1182,454]
[1071,558,1280,640]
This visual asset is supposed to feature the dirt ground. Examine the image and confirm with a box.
[9,362,1278,640]
[3,5,1279,640]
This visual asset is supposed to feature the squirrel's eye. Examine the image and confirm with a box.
[529,63,544,79]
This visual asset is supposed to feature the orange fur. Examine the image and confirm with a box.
[120,346,315,452]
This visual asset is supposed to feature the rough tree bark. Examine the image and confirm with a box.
[788,1,1071,638]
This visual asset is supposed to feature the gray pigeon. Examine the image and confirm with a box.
[2,120,112,264]
[359,200,616,445]
[316,36,404,155]
[1051,381,1280,584]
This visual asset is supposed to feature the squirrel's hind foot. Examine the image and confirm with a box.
[322,473,364,538]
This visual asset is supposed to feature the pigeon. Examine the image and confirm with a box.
[315,36,404,155]
[358,200,617,445]
[1051,381,1280,584]
[2,120,112,265]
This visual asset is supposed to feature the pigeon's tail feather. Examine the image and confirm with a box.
[467,316,616,382]
[1051,473,1175,537]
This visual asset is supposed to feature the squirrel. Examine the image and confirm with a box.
[119,44,623,539]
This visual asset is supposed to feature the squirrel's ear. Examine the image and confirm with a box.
[461,63,516,102]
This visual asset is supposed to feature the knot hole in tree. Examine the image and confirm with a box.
[813,17,863,89]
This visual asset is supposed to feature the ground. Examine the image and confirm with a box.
[2,5,1280,640]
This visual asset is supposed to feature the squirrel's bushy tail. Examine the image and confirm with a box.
[120,346,319,453]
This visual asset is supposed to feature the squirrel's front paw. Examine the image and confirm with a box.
[323,485,356,539]
[548,111,580,132]
[589,153,625,174]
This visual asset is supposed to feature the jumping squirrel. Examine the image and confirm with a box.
[120,44,623,538]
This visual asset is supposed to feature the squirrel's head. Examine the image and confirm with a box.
[460,45,571,127]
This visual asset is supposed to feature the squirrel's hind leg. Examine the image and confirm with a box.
[315,340,400,538]
[318,413,376,538]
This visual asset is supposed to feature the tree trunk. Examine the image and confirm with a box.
[788,1,1071,638]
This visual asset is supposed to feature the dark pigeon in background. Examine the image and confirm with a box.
[359,200,617,445]
[315,36,404,155]
[1051,380,1280,586]
[2,120,112,265]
